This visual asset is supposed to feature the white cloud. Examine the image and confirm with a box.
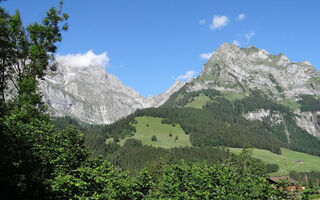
[200,52,213,60]
[176,70,197,81]
[56,50,109,68]
[210,15,229,30]
[245,31,255,43]
[199,19,206,25]
[232,40,240,46]
[236,13,245,21]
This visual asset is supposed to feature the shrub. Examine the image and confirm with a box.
[113,135,120,143]
[151,135,157,142]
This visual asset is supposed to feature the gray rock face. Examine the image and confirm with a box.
[191,43,320,98]
[295,110,320,136]
[187,43,320,136]
[40,64,184,124]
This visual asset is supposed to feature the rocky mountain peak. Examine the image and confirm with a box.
[40,63,185,124]
[192,43,320,98]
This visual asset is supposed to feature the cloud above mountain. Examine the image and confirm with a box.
[210,15,229,30]
[200,52,213,60]
[176,70,197,81]
[56,51,109,68]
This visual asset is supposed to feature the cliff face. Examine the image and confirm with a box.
[40,64,184,124]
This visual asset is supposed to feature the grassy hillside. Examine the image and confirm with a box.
[184,94,211,109]
[230,148,320,176]
[108,116,191,148]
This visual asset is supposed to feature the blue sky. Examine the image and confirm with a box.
[3,0,320,96]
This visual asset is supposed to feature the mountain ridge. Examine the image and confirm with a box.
[184,42,320,136]
[40,64,185,124]
[41,42,320,137]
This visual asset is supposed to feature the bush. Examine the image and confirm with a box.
[265,163,280,173]
[151,135,157,142]
[169,132,173,137]
[113,135,120,143]
[123,138,142,147]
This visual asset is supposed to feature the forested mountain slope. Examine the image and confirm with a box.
[102,43,320,156]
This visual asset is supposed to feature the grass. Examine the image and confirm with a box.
[184,92,246,109]
[184,94,211,109]
[229,148,320,176]
[115,116,191,148]
[281,99,301,110]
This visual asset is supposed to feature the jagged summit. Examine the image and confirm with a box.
[40,64,184,124]
[192,43,320,98]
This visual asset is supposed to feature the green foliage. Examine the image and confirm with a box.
[265,164,280,173]
[301,186,320,200]
[52,116,109,157]
[289,171,320,186]
[163,87,220,108]
[50,159,144,200]
[135,94,283,154]
[151,135,157,142]
[150,161,277,199]
[107,144,230,172]
[230,148,320,176]
[184,94,211,109]
[298,94,320,112]
[0,2,68,113]
[120,116,191,148]
[0,2,73,199]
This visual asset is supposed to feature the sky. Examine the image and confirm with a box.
[2,0,320,97]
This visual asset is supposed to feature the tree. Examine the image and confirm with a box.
[0,1,69,199]
[149,161,278,199]
[0,0,68,115]
[151,135,157,142]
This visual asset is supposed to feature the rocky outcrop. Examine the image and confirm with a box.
[190,43,320,99]
[295,110,320,136]
[40,64,184,124]
[243,109,283,125]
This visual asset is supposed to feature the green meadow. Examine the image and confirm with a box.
[107,116,320,176]
[230,148,320,176]
[113,116,191,148]
[184,94,211,109]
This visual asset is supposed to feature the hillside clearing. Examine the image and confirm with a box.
[184,94,211,109]
[108,116,191,148]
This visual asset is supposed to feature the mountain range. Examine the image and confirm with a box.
[40,64,184,124]
[41,43,320,137]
